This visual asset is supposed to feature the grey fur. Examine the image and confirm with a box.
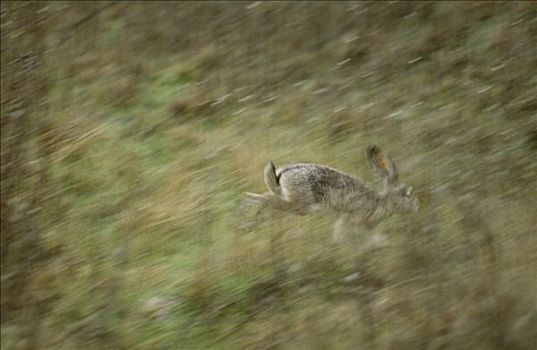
[244,145,419,242]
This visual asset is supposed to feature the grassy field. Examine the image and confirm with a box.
[1,2,536,349]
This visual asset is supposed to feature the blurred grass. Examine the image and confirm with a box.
[2,2,537,349]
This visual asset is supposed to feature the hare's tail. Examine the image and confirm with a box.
[264,161,282,196]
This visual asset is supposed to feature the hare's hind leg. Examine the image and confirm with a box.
[245,191,314,216]
[244,192,297,212]
[237,192,269,231]
[238,192,291,231]
[240,191,311,231]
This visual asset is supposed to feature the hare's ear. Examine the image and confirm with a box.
[367,145,399,185]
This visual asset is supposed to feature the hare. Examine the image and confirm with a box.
[244,145,419,243]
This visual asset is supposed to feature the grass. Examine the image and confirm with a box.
[2,2,537,349]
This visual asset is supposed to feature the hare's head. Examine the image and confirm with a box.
[367,145,419,213]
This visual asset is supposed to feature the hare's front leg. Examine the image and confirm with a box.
[333,214,351,244]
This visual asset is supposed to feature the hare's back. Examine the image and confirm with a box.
[277,164,362,203]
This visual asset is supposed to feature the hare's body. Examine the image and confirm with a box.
[264,163,376,214]
[244,145,419,242]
